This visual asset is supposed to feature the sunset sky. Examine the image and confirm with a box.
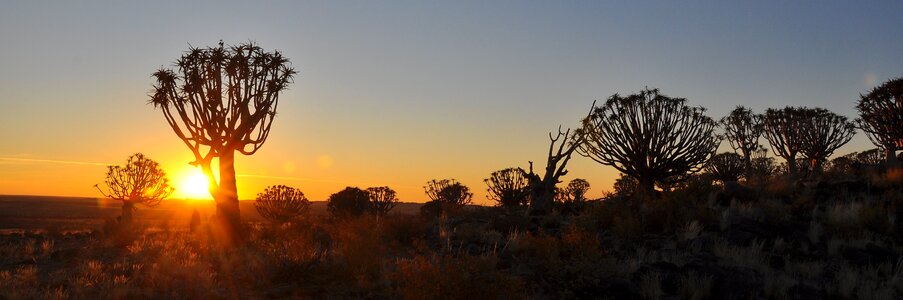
[1,1,902,203]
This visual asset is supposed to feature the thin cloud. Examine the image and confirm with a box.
[0,156,110,166]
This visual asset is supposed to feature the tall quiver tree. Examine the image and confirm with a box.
[798,108,855,173]
[578,88,719,194]
[95,153,174,225]
[762,107,805,175]
[720,106,763,178]
[150,42,296,245]
[856,77,903,164]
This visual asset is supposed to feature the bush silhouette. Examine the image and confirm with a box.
[484,168,530,207]
[366,186,399,216]
[856,77,903,164]
[705,152,745,183]
[579,88,718,193]
[150,41,296,245]
[254,185,310,224]
[327,187,371,219]
[94,153,174,225]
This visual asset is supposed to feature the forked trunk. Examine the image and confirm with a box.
[213,150,243,246]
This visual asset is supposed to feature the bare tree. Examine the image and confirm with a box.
[95,153,174,225]
[797,108,855,173]
[856,77,903,164]
[762,107,805,175]
[525,125,586,215]
[150,42,295,244]
[578,88,718,194]
[705,152,745,183]
[484,168,530,207]
[720,106,763,177]
[367,186,399,216]
[254,185,310,224]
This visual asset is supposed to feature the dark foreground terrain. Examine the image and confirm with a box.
[1,173,902,299]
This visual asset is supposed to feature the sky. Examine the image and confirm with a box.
[1,1,902,204]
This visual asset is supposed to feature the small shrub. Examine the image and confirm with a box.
[327,187,372,219]
[389,254,525,300]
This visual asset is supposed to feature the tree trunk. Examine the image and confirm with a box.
[636,178,656,200]
[787,156,798,175]
[121,201,135,225]
[743,155,753,181]
[527,182,554,216]
[214,150,243,246]
[809,158,821,175]
[886,148,898,166]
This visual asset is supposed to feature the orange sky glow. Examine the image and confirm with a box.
[1,1,899,204]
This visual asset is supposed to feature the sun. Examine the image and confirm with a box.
[179,169,212,200]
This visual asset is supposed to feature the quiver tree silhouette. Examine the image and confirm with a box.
[94,153,174,225]
[484,168,530,207]
[721,106,763,178]
[578,88,718,194]
[856,77,903,164]
[423,179,473,215]
[327,187,371,219]
[253,185,310,224]
[150,41,295,245]
[557,178,590,205]
[366,186,398,216]
[856,148,883,166]
[705,152,745,183]
[798,108,855,173]
[749,147,777,180]
[524,124,588,215]
[612,173,639,197]
[762,107,805,175]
